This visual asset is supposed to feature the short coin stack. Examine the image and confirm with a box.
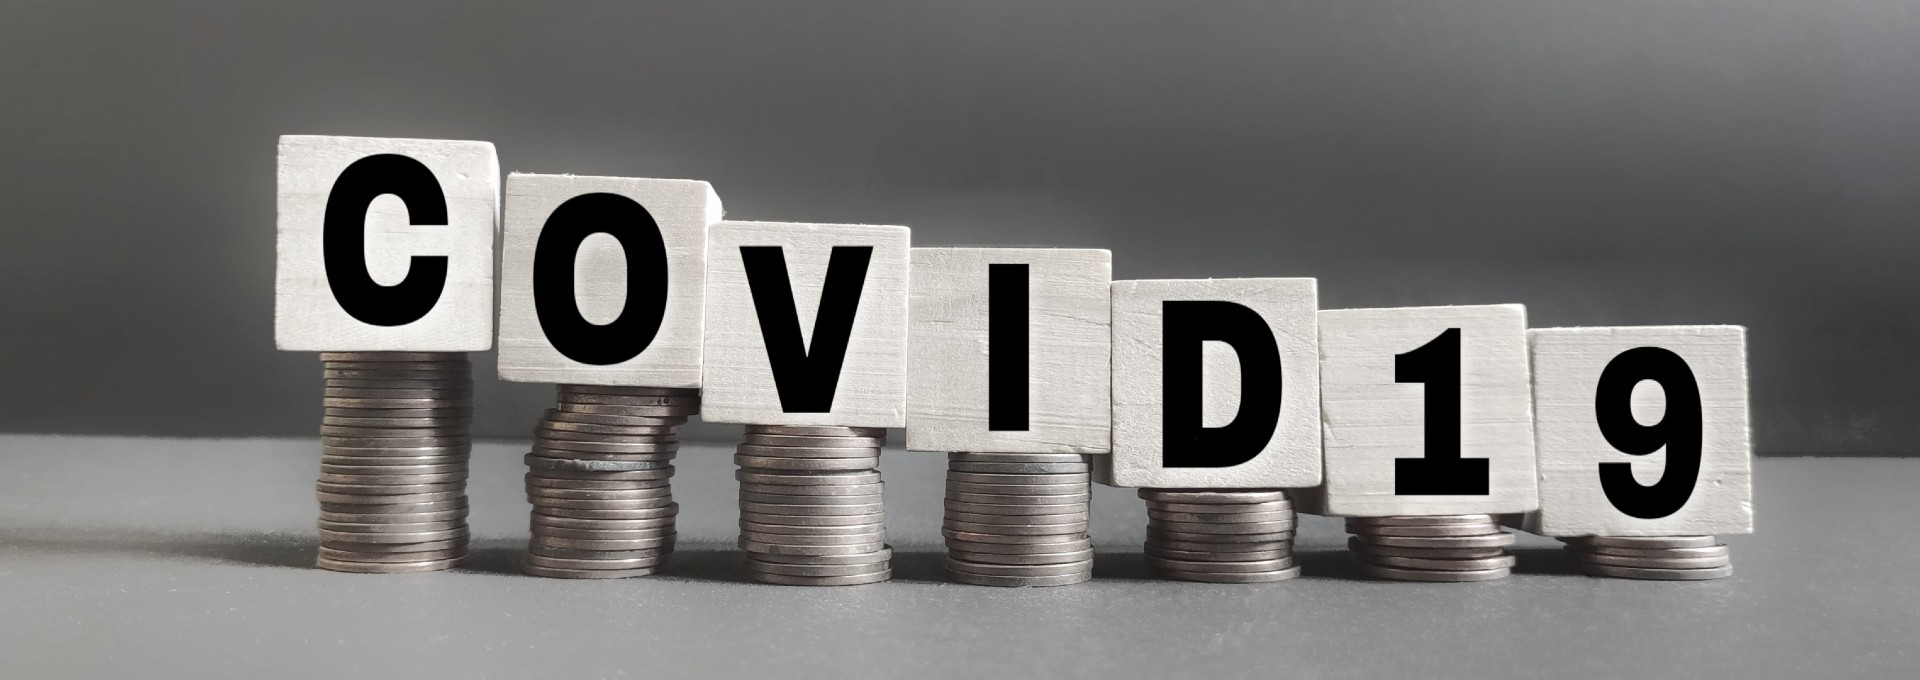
[942,453,1094,587]
[1562,535,1732,580]
[316,351,474,573]
[1347,514,1517,582]
[736,425,891,586]
[1141,489,1300,583]
[521,384,695,579]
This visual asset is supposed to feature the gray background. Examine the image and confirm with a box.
[1,0,1913,454]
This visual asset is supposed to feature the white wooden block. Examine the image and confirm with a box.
[1528,325,1752,536]
[1312,304,1538,516]
[1106,279,1321,488]
[905,248,1112,454]
[274,135,500,351]
[700,222,910,427]
[495,174,721,387]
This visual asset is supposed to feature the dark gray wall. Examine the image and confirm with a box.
[1,1,1913,454]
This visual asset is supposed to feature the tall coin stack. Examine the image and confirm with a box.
[316,351,474,573]
[1561,535,1732,580]
[1347,514,1517,582]
[521,385,695,578]
[942,453,1094,587]
[736,425,892,586]
[1141,489,1300,583]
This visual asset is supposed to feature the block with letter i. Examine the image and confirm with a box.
[1107,279,1320,583]
[906,248,1111,587]
[494,173,720,579]
[273,135,498,574]
[1313,304,1536,582]
[702,221,909,586]
[1529,326,1750,580]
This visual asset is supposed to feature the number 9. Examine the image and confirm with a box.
[1594,347,1702,519]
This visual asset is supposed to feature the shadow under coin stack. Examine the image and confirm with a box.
[941,453,1094,587]
[1141,489,1300,583]
[1562,535,1732,580]
[1347,515,1516,582]
[521,385,695,578]
[736,426,892,586]
[316,351,474,573]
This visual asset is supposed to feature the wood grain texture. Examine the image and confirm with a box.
[905,248,1112,454]
[1106,278,1321,489]
[699,221,910,427]
[495,174,720,386]
[274,135,499,351]
[1526,325,1753,536]
[1312,304,1538,516]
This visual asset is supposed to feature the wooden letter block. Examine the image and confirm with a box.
[700,222,910,427]
[1311,304,1537,516]
[496,174,721,387]
[1527,325,1752,536]
[1106,279,1321,489]
[274,135,500,351]
[905,248,1112,454]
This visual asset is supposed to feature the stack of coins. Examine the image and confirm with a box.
[316,351,473,573]
[1347,514,1517,582]
[941,453,1094,587]
[736,425,891,586]
[1562,536,1732,580]
[521,385,695,579]
[1141,489,1300,583]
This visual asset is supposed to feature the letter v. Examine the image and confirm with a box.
[740,245,873,413]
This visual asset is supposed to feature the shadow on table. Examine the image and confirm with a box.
[0,527,316,568]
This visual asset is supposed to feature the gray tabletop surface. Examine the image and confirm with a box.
[0,434,1909,679]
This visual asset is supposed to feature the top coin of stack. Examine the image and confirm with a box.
[1346,515,1516,582]
[521,384,696,579]
[1561,535,1732,580]
[315,351,474,573]
[942,452,1095,587]
[736,425,892,586]
[1140,489,1300,583]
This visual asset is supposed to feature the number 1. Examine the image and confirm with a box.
[1393,328,1490,495]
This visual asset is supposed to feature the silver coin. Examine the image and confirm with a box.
[733,444,882,460]
[749,547,894,566]
[528,449,679,465]
[744,559,892,578]
[321,351,468,362]
[319,527,469,544]
[527,544,670,561]
[321,442,470,456]
[559,384,695,397]
[1360,564,1510,582]
[943,500,1086,517]
[945,480,1088,496]
[1146,555,1295,573]
[948,471,1089,485]
[534,439,680,456]
[947,461,1091,475]
[557,391,700,407]
[539,421,677,437]
[734,454,878,471]
[533,517,678,534]
[946,491,1091,506]
[520,562,661,579]
[322,432,472,447]
[522,552,668,570]
[525,466,674,482]
[523,454,673,473]
[323,537,467,553]
[1357,553,1517,571]
[741,501,885,516]
[1346,523,1500,538]
[558,402,699,417]
[322,416,472,429]
[315,490,465,505]
[537,506,684,520]
[1580,553,1731,569]
[1578,544,1730,559]
[536,426,676,442]
[320,462,468,475]
[1147,537,1292,553]
[741,491,885,506]
[1581,562,1732,580]
[1138,489,1289,504]
[1345,514,1495,527]
[943,529,1089,546]
[739,520,885,536]
[948,452,1089,463]
[943,520,1087,536]
[325,374,472,385]
[1347,539,1505,560]
[947,537,1092,555]
[738,539,887,556]
[740,530,887,546]
[325,405,470,417]
[948,548,1094,566]
[320,509,467,524]
[946,510,1090,525]
[1151,566,1301,583]
[946,558,1092,577]
[741,435,886,449]
[740,481,885,497]
[318,497,467,512]
[747,570,892,586]
[319,519,465,534]
[526,486,675,501]
[526,474,670,490]
[545,409,688,427]
[739,510,885,526]
[320,427,471,441]
[323,365,471,377]
[536,526,677,541]
[318,546,467,563]
[1351,533,1516,549]
[530,495,677,510]
[320,358,469,368]
[533,510,679,529]
[321,453,468,467]
[1151,510,1293,524]
[533,534,678,551]
[1144,544,1289,562]
[324,386,474,398]
[317,471,468,485]
[1146,501,1295,515]
[737,470,883,486]
[744,425,886,438]
[315,481,465,496]
[1149,522,1295,538]
[1565,535,1720,550]
[947,569,1089,587]
[317,556,463,573]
